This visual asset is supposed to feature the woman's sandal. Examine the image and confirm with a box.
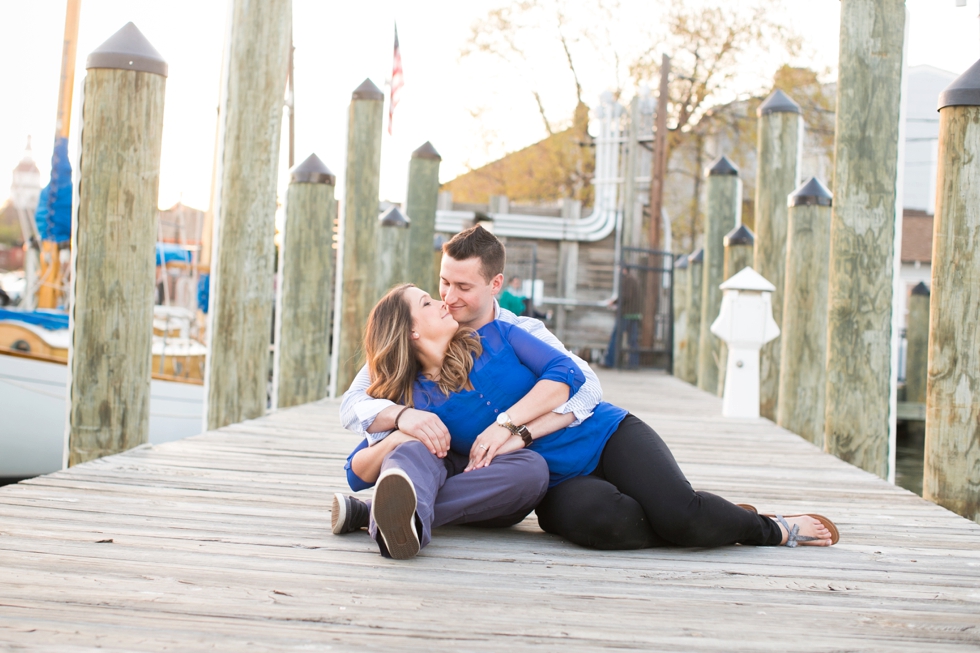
[768,514,840,546]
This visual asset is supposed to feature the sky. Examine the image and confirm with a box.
[2,0,980,214]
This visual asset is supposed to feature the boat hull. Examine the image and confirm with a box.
[0,352,204,477]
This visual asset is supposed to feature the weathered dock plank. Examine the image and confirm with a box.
[1,369,979,651]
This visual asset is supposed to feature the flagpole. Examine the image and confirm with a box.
[388,22,403,137]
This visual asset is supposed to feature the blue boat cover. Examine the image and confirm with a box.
[156,243,193,266]
[0,308,70,331]
[35,137,73,244]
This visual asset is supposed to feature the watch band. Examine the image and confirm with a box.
[515,424,533,447]
[500,421,521,437]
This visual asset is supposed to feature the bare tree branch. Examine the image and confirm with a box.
[555,8,584,107]
[532,90,555,135]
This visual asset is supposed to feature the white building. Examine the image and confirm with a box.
[903,66,955,215]
[0,137,41,255]
[9,136,41,213]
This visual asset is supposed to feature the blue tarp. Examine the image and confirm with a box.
[156,243,193,266]
[35,137,73,244]
[197,274,209,313]
[0,308,69,331]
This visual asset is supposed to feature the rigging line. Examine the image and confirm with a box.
[0,372,64,388]
[0,375,64,399]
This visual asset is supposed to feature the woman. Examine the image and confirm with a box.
[343,283,838,553]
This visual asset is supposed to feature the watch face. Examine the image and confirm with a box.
[496,412,510,426]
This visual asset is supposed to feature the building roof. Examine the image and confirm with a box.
[902,209,933,264]
[12,136,39,176]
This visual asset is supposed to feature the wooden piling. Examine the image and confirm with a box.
[683,248,704,386]
[334,79,384,396]
[924,63,980,521]
[272,154,336,410]
[405,142,441,294]
[904,282,929,406]
[824,0,907,479]
[754,90,803,420]
[203,0,290,430]
[66,23,167,466]
[777,178,832,447]
[697,156,741,394]
[672,255,689,378]
[377,206,411,296]
[718,225,755,396]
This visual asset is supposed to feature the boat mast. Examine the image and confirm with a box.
[56,0,81,144]
[36,0,81,309]
[287,31,295,168]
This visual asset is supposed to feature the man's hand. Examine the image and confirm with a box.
[466,423,521,471]
[396,408,451,458]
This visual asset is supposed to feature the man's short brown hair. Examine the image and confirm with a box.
[443,225,505,282]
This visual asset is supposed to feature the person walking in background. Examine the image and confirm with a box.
[603,267,642,368]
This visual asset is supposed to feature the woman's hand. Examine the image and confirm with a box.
[465,424,521,471]
[376,407,450,457]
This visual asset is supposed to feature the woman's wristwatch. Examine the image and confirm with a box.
[496,412,533,447]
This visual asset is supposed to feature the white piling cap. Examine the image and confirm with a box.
[719,267,775,292]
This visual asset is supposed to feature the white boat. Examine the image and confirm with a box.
[0,348,204,478]
[0,307,206,479]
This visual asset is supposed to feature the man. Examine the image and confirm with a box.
[603,267,642,369]
[336,225,602,558]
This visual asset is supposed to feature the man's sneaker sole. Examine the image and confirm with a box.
[331,493,347,535]
[372,469,420,560]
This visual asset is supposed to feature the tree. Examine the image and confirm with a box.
[629,0,804,249]
[458,0,809,248]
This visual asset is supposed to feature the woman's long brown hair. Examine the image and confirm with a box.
[364,284,482,407]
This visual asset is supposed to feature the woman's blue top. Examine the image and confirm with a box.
[345,320,628,489]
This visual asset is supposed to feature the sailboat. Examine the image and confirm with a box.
[0,1,204,480]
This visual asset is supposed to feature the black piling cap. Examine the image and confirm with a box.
[688,248,704,264]
[757,89,801,117]
[353,78,385,101]
[290,153,335,185]
[724,224,755,247]
[412,141,442,161]
[707,155,739,177]
[86,22,168,77]
[380,205,410,227]
[911,281,930,297]
[938,58,980,110]
[788,177,833,207]
[674,254,689,270]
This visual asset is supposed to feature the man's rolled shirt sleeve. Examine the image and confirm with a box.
[340,365,396,445]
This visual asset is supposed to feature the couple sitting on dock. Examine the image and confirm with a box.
[332,226,839,559]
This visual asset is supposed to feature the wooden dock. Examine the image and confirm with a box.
[2,369,979,651]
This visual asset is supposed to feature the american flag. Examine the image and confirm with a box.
[388,24,403,135]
